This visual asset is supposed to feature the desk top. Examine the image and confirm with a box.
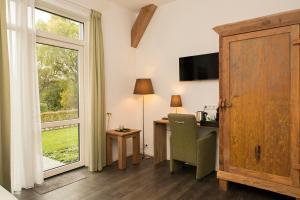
[154,119,219,128]
[107,129,141,137]
[154,119,169,124]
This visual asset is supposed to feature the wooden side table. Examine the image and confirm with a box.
[106,129,141,170]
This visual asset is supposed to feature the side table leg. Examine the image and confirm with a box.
[118,136,126,170]
[106,135,112,165]
[132,134,141,165]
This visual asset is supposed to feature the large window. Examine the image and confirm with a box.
[35,8,85,177]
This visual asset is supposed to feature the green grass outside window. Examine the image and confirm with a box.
[42,126,79,164]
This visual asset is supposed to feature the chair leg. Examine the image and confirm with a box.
[196,162,215,180]
[170,159,183,174]
[196,165,206,180]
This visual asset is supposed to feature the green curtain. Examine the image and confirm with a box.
[0,0,11,191]
[89,10,106,172]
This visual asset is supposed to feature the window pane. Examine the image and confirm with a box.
[35,8,83,40]
[37,43,79,122]
[42,124,79,171]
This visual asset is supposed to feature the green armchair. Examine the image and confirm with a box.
[168,113,217,180]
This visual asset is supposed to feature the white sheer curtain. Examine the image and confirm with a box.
[6,0,44,191]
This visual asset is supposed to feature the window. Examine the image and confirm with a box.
[35,8,85,177]
[35,8,84,40]
[37,44,79,122]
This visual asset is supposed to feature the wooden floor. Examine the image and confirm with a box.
[15,158,293,200]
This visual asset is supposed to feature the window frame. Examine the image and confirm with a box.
[35,4,88,178]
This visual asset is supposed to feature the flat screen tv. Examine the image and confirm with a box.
[179,52,219,81]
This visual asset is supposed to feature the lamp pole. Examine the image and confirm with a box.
[142,95,145,159]
[133,78,154,160]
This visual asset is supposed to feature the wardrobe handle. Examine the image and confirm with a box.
[218,99,222,108]
[225,101,232,108]
[255,145,261,160]
[221,100,225,109]
[219,99,232,109]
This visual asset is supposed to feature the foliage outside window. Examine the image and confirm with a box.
[36,13,80,122]
[35,9,83,40]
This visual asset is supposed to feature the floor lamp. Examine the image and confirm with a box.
[133,78,154,159]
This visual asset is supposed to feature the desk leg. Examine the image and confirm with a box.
[106,135,112,165]
[132,133,140,165]
[154,122,167,164]
[118,137,126,170]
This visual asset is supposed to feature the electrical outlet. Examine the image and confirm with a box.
[204,105,218,110]
[106,112,112,116]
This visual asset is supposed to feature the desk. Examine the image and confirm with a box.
[106,129,141,170]
[153,119,219,164]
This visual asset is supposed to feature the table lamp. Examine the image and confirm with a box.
[170,95,182,113]
[134,78,154,159]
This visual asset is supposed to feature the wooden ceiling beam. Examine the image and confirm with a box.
[131,4,157,48]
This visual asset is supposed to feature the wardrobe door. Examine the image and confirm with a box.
[221,25,300,186]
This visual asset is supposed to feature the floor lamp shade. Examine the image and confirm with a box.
[133,79,154,94]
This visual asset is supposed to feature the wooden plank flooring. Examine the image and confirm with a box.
[15,158,293,200]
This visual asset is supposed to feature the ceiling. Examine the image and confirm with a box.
[113,0,176,11]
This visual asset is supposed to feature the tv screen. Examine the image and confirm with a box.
[179,52,219,81]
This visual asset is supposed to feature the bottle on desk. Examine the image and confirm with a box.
[195,111,208,123]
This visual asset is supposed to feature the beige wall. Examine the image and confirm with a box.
[101,2,138,160]
[135,0,300,156]
[68,0,138,161]
[68,0,300,160]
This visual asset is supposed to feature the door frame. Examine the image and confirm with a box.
[37,31,86,179]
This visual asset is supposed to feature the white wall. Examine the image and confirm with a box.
[68,0,138,161]
[135,0,300,156]
[101,2,138,161]
[67,0,300,161]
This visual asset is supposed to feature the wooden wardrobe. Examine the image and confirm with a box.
[214,9,300,199]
